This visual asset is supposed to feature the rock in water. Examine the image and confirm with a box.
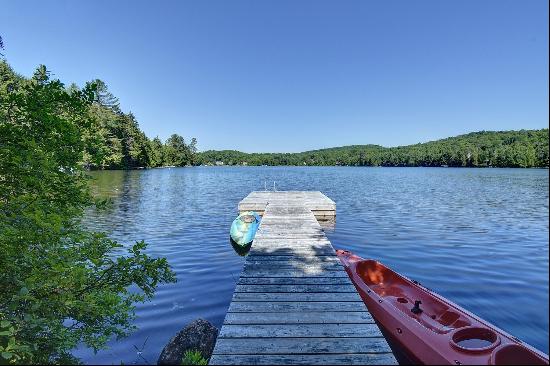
[157,318,218,365]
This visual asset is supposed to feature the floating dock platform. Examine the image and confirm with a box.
[210,191,396,365]
[238,191,336,220]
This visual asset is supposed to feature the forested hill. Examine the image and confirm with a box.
[197,129,549,168]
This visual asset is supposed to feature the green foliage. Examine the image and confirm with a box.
[164,134,191,167]
[181,350,208,366]
[76,79,197,170]
[148,137,165,168]
[0,61,176,364]
[197,130,549,168]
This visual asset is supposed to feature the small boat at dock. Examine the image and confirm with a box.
[229,211,260,247]
[336,250,549,365]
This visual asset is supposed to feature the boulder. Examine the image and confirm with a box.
[157,318,218,365]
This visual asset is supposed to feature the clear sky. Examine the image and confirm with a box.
[1,0,548,152]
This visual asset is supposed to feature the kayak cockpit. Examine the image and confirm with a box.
[239,214,256,223]
[355,259,471,334]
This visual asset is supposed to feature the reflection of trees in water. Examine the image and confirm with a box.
[85,170,145,234]
[86,168,204,238]
[88,170,128,199]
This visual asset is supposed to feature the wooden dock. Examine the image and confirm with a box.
[210,192,396,365]
[238,191,336,220]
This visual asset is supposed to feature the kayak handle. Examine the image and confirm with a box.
[411,300,423,314]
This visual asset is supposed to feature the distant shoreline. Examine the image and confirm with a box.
[87,165,550,171]
[85,129,549,171]
[197,129,549,169]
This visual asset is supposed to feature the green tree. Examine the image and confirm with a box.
[149,136,165,167]
[188,137,198,166]
[0,62,176,364]
[164,134,190,166]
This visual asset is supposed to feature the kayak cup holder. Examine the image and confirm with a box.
[490,344,548,365]
[450,327,500,353]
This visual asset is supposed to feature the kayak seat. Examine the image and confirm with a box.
[354,259,473,333]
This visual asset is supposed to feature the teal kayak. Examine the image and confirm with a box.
[230,211,261,247]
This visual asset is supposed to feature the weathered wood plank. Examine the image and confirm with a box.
[234,284,357,293]
[250,243,333,249]
[238,277,352,285]
[250,247,332,252]
[243,262,343,270]
[232,292,363,302]
[245,260,342,268]
[258,227,321,232]
[245,256,340,263]
[252,238,332,243]
[223,312,374,324]
[218,323,380,338]
[247,251,336,256]
[239,269,349,278]
[250,244,334,250]
[212,337,391,354]
[248,250,337,257]
[209,353,397,365]
[255,233,327,238]
[250,241,333,247]
[258,224,317,229]
[259,220,320,225]
[228,301,366,313]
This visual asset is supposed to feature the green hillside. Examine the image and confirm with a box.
[198,129,549,168]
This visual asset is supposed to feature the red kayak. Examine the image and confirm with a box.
[336,250,549,365]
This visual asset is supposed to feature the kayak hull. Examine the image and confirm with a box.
[230,211,260,247]
[336,250,549,365]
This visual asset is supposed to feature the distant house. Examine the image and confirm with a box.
[215,161,224,166]
[242,162,248,166]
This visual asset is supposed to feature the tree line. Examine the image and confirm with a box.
[198,129,549,168]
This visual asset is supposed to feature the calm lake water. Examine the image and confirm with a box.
[75,167,549,364]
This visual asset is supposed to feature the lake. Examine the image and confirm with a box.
[75,166,549,364]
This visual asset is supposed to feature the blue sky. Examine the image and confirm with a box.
[1,0,548,152]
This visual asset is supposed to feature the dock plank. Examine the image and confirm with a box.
[212,337,392,354]
[228,301,366,312]
[223,311,374,324]
[244,261,343,269]
[237,277,352,285]
[234,284,357,293]
[218,323,380,338]
[232,292,364,302]
[209,354,398,365]
[239,269,349,278]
